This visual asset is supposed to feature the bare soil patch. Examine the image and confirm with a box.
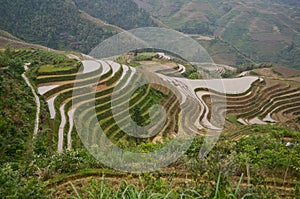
[253,68,280,78]
[95,83,108,91]
[273,67,300,77]
[288,76,300,83]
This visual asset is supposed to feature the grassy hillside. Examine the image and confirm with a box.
[134,0,300,69]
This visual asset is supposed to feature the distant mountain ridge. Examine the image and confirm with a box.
[0,0,299,68]
[133,0,300,69]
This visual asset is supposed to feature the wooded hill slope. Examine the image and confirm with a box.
[0,0,155,53]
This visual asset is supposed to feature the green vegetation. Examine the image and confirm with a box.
[188,72,199,79]
[73,0,156,30]
[18,49,80,77]
[69,174,247,199]
[227,114,240,125]
[38,65,76,74]
[0,0,114,53]
[46,125,299,198]
[0,29,20,41]
[132,52,156,62]
[179,20,213,35]
[135,0,300,69]
[199,38,253,67]
[0,48,299,198]
[0,48,81,162]
[2,0,299,69]
[130,85,166,127]
[0,163,48,198]
[0,48,53,198]
[0,48,35,163]
[0,0,156,53]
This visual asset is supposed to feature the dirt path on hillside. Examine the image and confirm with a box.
[58,104,66,153]
[22,63,40,137]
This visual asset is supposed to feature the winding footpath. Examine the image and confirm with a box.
[22,63,40,138]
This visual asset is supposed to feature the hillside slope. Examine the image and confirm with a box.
[0,29,57,51]
[0,0,115,53]
[0,48,299,198]
[73,0,156,29]
[134,0,300,68]
[0,0,156,53]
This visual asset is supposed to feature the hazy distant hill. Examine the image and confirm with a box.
[134,0,300,68]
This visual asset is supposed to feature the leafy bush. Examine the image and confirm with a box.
[49,150,85,174]
[188,72,199,79]
[0,163,48,199]
[132,53,156,62]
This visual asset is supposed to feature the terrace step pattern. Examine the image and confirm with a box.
[36,60,185,152]
[35,57,300,153]
[197,79,300,126]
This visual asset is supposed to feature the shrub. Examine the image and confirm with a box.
[0,163,48,198]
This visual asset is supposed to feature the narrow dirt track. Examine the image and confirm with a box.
[22,63,40,137]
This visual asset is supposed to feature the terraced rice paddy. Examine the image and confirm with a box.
[35,58,300,152]
[202,78,300,127]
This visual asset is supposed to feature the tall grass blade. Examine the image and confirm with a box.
[69,182,82,199]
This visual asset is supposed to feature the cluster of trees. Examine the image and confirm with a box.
[0,0,157,53]
[179,20,213,35]
[0,0,114,53]
[277,42,300,69]
[0,163,48,198]
[0,49,33,163]
[0,48,24,74]
[73,0,156,30]
[236,63,273,73]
